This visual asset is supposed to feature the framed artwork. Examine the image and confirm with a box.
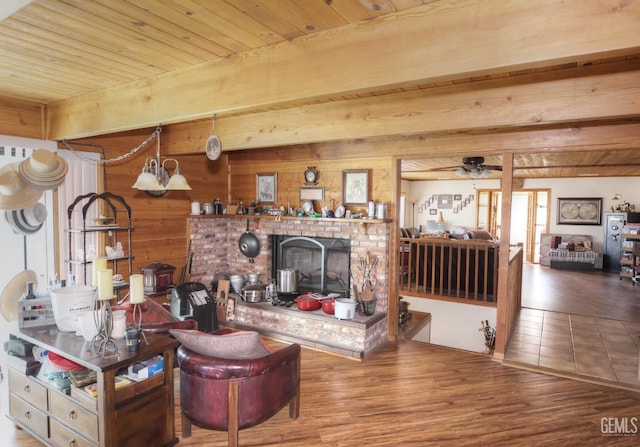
[437,194,453,209]
[454,194,462,201]
[343,170,369,205]
[216,279,230,308]
[429,209,437,215]
[557,197,602,225]
[300,186,324,201]
[256,172,277,203]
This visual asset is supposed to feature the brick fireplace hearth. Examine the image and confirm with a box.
[187,215,391,358]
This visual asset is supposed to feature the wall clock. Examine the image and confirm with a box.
[304,167,319,185]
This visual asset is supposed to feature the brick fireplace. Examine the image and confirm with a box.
[187,215,391,358]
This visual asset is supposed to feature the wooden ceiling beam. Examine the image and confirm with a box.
[165,62,640,153]
[46,0,640,140]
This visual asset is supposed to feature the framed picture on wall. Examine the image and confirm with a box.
[343,170,369,205]
[437,194,453,209]
[256,172,277,204]
[429,209,437,216]
[557,197,602,225]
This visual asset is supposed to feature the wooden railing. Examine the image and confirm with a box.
[504,246,524,343]
[399,237,500,306]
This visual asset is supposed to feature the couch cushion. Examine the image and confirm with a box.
[169,329,272,360]
[467,230,493,240]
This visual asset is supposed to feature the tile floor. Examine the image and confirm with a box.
[505,307,640,390]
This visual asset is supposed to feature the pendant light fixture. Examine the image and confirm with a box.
[131,126,192,196]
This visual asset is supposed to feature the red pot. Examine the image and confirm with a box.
[294,294,322,311]
[321,298,336,315]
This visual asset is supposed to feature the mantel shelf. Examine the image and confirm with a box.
[188,214,390,224]
[189,214,390,236]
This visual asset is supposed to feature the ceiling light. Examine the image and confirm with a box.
[131,127,192,196]
[455,167,468,178]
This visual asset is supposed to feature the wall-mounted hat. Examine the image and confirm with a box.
[0,162,44,210]
[0,270,37,322]
[5,202,48,235]
[19,149,68,190]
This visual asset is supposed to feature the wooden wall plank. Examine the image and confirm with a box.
[0,97,44,139]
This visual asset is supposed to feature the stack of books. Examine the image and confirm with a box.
[71,374,131,404]
[127,355,164,381]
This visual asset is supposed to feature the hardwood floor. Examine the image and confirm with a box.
[5,264,640,446]
[521,263,640,323]
[5,337,640,446]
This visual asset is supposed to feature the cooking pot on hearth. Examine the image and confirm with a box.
[240,283,266,302]
[238,218,260,262]
[321,297,336,315]
[294,293,322,311]
[277,269,299,293]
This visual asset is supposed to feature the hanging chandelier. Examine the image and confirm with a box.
[131,126,191,196]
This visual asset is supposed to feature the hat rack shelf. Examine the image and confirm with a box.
[65,192,134,295]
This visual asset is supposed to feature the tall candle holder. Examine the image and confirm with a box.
[92,268,118,357]
[129,274,148,345]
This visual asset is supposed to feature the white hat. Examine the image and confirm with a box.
[5,202,47,235]
[19,149,68,190]
[0,270,37,322]
[0,163,44,210]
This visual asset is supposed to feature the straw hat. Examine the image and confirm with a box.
[19,149,68,190]
[0,270,37,322]
[5,202,48,235]
[0,162,43,210]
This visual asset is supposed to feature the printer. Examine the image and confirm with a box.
[170,282,218,332]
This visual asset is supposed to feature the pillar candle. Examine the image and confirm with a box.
[93,256,107,287]
[130,274,145,303]
[98,269,113,300]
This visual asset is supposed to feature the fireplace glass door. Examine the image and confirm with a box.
[272,235,350,295]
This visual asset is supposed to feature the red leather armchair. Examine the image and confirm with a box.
[177,337,301,447]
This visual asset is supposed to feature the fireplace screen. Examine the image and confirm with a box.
[271,235,350,295]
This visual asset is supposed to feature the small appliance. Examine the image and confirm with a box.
[170,282,218,332]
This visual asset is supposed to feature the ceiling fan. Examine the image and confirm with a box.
[432,156,502,178]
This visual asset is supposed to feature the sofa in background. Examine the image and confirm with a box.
[539,233,601,269]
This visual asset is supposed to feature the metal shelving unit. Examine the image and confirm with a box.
[65,192,133,290]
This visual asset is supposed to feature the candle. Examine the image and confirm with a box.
[93,256,107,287]
[98,269,113,300]
[130,274,145,303]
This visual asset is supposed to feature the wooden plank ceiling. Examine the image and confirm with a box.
[1,0,639,181]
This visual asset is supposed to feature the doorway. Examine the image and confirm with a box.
[476,189,550,263]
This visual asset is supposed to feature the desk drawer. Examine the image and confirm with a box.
[50,418,97,447]
[9,368,48,410]
[50,391,98,442]
[9,393,49,439]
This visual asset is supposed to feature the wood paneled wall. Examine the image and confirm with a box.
[66,125,396,278]
[0,98,45,139]
[228,146,394,217]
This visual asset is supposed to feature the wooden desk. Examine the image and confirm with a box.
[8,323,178,447]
